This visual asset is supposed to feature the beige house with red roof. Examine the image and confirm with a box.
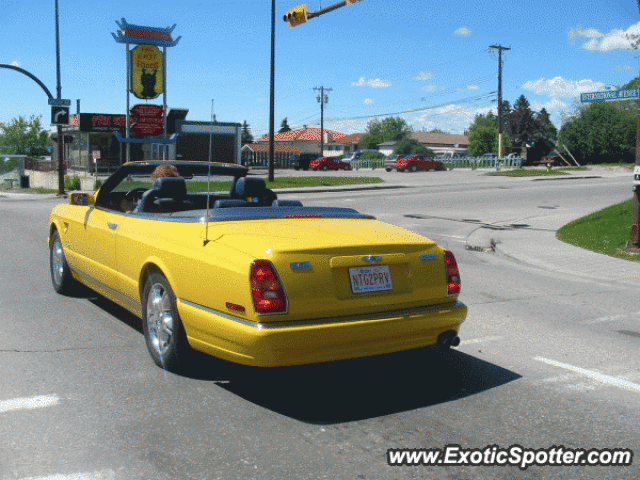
[256,126,347,155]
[323,133,366,157]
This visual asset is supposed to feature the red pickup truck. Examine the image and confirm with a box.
[390,155,446,172]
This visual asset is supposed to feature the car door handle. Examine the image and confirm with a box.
[107,222,118,230]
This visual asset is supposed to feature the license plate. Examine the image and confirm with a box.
[349,265,393,294]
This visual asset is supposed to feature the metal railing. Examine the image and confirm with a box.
[440,156,523,169]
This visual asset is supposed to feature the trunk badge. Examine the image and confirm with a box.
[361,255,382,264]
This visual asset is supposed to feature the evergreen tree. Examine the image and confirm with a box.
[278,118,292,134]
[241,120,254,146]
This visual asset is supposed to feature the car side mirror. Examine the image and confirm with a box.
[69,192,95,206]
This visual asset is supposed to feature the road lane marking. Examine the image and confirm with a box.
[0,395,59,413]
[534,357,640,394]
[460,335,504,345]
[19,470,115,480]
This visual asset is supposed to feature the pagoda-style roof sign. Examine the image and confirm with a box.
[111,18,181,47]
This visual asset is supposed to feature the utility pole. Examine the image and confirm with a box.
[268,0,276,182]
[55,0,64,195]
[489,44,510,158]
[314,86,331,157]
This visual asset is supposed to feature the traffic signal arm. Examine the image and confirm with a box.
[284,0,362,27]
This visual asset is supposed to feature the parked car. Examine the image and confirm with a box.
[48,161,467,372]
[384,154,402,172]
[392,155,446,172]
[309,156,351,171]
[292,153,320,171]
[536,152,565,167]
[342,149,380,163]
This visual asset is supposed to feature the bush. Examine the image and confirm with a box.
[64,175,81,191]
[94,179,103,191]
[359,152,385,160]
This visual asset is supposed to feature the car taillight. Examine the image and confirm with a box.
[444,250,461,296]
[250,260,288,314]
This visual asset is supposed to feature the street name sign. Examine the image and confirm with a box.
[580,88,638,103]
[48,98,71,107]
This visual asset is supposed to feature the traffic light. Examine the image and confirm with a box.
[284,4,308,27]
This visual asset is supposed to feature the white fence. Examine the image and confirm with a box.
[350,156,523,170]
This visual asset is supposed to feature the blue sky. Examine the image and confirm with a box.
[2,0,640,138]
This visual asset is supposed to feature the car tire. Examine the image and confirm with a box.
[50,230,77,295]
[409,165,417,172]
[142,271,191,372]
[385,168,392,172]
[322,165,329,171]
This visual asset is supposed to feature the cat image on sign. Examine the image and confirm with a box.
[141,69,158,99]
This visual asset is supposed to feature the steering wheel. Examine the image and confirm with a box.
[125,187,148,201]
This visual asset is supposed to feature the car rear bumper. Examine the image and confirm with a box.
[178,299,468,367]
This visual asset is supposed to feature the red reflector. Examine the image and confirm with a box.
[226,302,246,313]
[444,250,461,296]
[285,214,322,218]
[250,260,288,314]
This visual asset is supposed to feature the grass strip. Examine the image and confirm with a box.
[557,199,639,262]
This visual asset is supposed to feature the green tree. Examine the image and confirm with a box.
[241,120,254,146]
[559,102,635,164]
[278,118,292,134]
[392,137,434,156]
[0,115,50,156]
[504,95,540,148]
[467,112,497,156]
[360,116,412,149]
[528,108,558,162]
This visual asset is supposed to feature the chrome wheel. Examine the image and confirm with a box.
[49,230,76,294]
[51,238,65,287]
[146,283,174,356]
[142,272,189,371]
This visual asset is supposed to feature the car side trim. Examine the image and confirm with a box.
[178,298,466,331]
[71,267,142,313]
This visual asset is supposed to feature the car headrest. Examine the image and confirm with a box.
[153,177,187,199]
[235,177,266,200]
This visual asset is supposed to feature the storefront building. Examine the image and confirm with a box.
[56,112,241,172]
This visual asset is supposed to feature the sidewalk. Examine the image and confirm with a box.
[465,210,640,286]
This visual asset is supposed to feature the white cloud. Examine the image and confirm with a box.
[521,76,606,98]
[456,84,479,92]
[11,60,20,67]
[351,77,392,88]
[616,65,634,72]
[569,21,640,51]
[421,85,438,92]
[413,70,435,80]
[453,27,472,37]
[530,98,569,112]
[364,99,374,105]
[568,26,604,40]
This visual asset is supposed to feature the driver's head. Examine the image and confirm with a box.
[150,164,180,181]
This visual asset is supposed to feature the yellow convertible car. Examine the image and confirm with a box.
[49,161,467,371]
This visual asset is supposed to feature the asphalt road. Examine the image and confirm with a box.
[1,169,639,480]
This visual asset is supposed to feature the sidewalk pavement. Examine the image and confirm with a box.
[465,209,640,287]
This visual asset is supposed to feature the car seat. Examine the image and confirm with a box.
[134,177,193,213]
